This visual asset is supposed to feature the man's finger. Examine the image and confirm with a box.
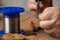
[39,7,54,21]
[28,4,37,11]
[40,19,56,29]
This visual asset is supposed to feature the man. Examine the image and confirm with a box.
[28,0,60,37]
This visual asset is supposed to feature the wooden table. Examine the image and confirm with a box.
[26,30,60,40]
[0,12,60,40]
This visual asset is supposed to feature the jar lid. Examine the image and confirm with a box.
[0,30,25,35]
[0,30,5,35]
[0,7,25,18]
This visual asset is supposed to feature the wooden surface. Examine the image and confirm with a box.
[0,12,60,40]
[20,12,40,31]
[0,14,3,30]
[19,12,60,40]
[26,30,60,40]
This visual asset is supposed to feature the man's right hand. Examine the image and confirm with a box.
[28,0,43,15]
[39,7,60,37]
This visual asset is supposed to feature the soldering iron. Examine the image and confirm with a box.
[35,0,43,17]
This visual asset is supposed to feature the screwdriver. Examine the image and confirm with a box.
[35,0,43,18]
[31,0,44,32]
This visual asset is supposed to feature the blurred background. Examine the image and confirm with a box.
[0,0,60,11]
[0,0,28,11]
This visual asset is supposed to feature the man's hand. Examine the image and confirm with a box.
[28,0,60,37]
[28,0,43,15]
[39,7,60,37]
[28,0,52,15]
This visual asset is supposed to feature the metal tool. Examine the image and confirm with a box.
[35,0,43,18]
[30,0,44,32]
